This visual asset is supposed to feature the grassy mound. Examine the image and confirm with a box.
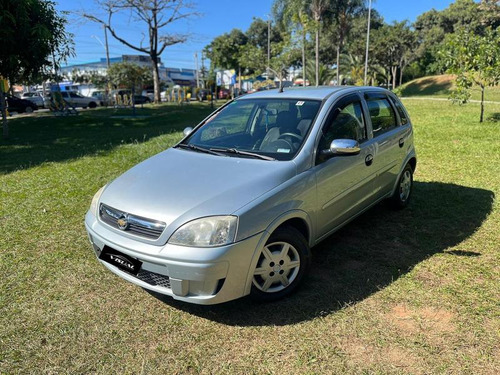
[398,74,500,102]
[398,74,455,97]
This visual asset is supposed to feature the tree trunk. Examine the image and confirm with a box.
[391,66,397,89]
[399,64,404,87]
[336,45,340,85]
[480,85,484,123]
[315,28,319,87]
[302,28,306,87]
[151,55,161,104]
[0,89,8,139]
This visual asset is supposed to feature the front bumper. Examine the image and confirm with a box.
[85,211,263,305]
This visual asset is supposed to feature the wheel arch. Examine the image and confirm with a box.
[391,153,417,196]
[243,210,313,295]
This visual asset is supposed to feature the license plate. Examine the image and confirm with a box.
[99,246,142,275]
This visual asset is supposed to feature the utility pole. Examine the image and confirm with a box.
[364,0,372,86]
[194,52,200,88]
[267,17,271,82]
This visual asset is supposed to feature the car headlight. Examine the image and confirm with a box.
[90,185,107,216]
[168,216,238,247]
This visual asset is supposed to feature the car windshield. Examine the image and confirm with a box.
[183,98,321,161]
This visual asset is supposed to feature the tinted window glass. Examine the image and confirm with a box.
[391,97,409,125]
[366,98,397,135]
[319,100,366,152]
[186,99,321,161]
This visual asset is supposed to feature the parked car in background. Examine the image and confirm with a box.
[44,91,99,109]
[142,89,154,101]
[6,95,38,113]
[20,92,44,108]
[86,86,416,305]
[91,91,110,106]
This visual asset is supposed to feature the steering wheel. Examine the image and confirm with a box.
[278,132,303,142]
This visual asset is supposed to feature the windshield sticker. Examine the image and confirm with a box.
[296,101,305,106]
[277,148,291,153]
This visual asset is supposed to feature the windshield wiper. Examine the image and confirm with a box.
[175,143,224,156]
[210,147,276,161]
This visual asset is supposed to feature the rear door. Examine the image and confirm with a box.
[314,93,378,240]
[362,92,407,199]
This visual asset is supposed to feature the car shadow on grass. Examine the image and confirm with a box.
[147,181,494,326]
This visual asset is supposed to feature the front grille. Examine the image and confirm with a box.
[99,204,166,240]
[136,269,171,289]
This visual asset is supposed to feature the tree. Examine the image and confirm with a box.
[413,0,500,75]
[309,0,330,86]
[0,0,73,139]
[71,69,109,89]
[84,0,196,104]
[273,0,312,85]
[108,62,152,114]
[330,0,365,84]
[370,21,416,89]
[439,27,500,123]
[299,60,335,86]
[339,54,364,85]
[204,29,248,71]
[239,34,299,86]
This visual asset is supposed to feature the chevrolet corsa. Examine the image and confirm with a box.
[85,87,416,305]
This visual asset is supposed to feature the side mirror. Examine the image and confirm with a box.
[183,127,193,137]
[323,139,360,156]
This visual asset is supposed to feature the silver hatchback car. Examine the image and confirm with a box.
[85,86,416,305]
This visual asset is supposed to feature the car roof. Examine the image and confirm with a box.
[238,86,390,101]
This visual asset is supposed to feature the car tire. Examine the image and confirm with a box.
[250,226,310,302]
[390,163,413,209]
[88,102,97,109]
[25,106,33,114]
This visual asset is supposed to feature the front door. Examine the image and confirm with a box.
[314,94,378,240]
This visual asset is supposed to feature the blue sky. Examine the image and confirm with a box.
[58,0,456,69]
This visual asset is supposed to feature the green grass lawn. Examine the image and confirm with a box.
[1,101,499,374]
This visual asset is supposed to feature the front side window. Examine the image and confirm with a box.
[318,99,366,154]
[366,97,397,135]
[184,98,321,161]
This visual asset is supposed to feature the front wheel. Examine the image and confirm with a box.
[390,164,413,209]
[25,106,33,113]
[88,102,97,109]
[251,226,310,302]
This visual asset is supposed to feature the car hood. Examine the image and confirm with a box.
[100,147,296,228]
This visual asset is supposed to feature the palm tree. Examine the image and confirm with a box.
[273,0,312,87]
[339,53,364,85]
[297,60,335,86]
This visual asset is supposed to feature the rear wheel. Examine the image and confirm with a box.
[88,102,97,109]
[390,163,413,209]
[25,106,33,113]
[251,226,310,302]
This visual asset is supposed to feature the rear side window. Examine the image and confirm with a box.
[391,97,409,125]
[366,98,397,136]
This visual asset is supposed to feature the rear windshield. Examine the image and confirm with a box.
[184,98,321,161]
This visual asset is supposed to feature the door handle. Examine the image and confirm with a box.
[399,138,405,148]
[365,154,373,166]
